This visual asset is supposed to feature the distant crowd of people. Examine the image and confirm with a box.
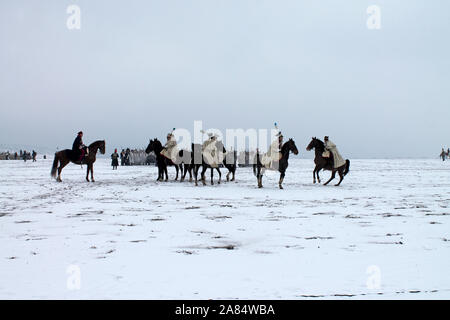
[110,148,155,169]
[440,148,450,161]
[0,150,40,162]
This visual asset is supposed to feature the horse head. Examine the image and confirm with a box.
[100,140,106,154]
[283,138,298,155]
[145,139,154,154]
[306,137,323,151]
[146,138,163,154]
[88,140,106,154]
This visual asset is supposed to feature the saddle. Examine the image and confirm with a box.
[67,148,88,164]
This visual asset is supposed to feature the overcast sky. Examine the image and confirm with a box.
[1,0,449,158]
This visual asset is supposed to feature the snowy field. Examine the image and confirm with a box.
[0,158,449,299]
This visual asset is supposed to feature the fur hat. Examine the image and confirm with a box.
[274,122,282,137]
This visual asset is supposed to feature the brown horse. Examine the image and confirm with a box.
[51,140,106,182]
[306,137,350,186]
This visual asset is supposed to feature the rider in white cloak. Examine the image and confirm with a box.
[202,131,220,168]
[261,124,283,169]
[161,129,179,163]
[323,136,346,168]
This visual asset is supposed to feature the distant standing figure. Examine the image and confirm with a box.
[125,148,131,165]
[440,148,446,161]
[32,150,37,162]
[23,150,27,162]
[111,149,119,170]
[120,149,125,166]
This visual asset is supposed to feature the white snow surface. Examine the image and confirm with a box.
[0,158,449,299]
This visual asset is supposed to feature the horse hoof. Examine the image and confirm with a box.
[279,185,284,189]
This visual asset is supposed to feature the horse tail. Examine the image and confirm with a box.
[50,152,59,178]
[344,159,350,176]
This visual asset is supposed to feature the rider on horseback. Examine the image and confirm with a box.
[72,131,88,162]
[202,131,220,168]
[161,128,179,163]
[261,123,283,169]
[322,136,345,168]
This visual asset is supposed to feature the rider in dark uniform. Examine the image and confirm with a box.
[72,131,87,161]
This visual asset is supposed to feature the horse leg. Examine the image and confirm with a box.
[258,167,263,188]
[226,171,230,182]
[175,164,179,181]
[194,165,199,186]
[216,168,221,184]
[180,164,186,182]
[57,159,69,182]
[90,164,95,182]
[335,169,344,186]
[324,170,336,186]
[86,165,90,182]
[188,165,193,182]
[317,168,321,183]
[279,172,285,189]
[210,168,214,185]
[201,166,207,185]
[231,169,235,181]
[156,164,162,181]
[313,167,317,184]
[164,165,168,181]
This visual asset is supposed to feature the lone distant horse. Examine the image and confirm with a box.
[145,139,181,181]
[253,138,299,189]
[306,137,350,186]
[50,140,106,182]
